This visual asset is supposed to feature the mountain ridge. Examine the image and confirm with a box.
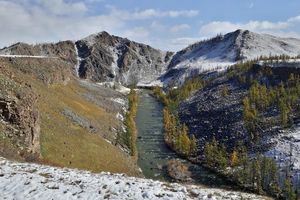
[1,29,300,86]
[161,29,300,85]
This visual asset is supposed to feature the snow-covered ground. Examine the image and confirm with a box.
[163,30,300,86]
[0,157,269,200]
[265,127,300,176]
[97,82,131,94]
[137,79,164,88]
[74,43,83,77]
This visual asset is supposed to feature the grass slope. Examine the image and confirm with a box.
[0,58,141,176]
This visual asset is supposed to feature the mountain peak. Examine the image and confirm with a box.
[163,29,300,85]
[233,29,249,34]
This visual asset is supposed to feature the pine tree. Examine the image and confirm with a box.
[284,176,296,200]
[279,99,289,127]
[189,134,197,156]
[217,144,228,170]
[204,142,214,168]
[268,159,280,196]
[230,150,239,167]
[222,86,229,97]
[238,146,250,184]
[180,124,191,156]
[253,156,263,194]
[243,97,257,141]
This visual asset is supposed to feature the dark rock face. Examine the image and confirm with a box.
[1,32,174,86]
[76,32,173,85]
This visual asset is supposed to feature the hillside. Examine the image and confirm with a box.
[176,62,300,192]
[161,29,300,85]
[0,55,140,176]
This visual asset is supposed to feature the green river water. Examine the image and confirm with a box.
[136,90,230,187]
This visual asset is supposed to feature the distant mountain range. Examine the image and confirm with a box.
[1,29,300,86]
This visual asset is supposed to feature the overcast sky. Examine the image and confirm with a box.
[1,0,300,51]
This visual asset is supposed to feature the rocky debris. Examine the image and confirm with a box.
[0,157,270,200]
[76,31,174,85]
[0,77,40,158]
[167,159,192,181]
[62,108,98,133]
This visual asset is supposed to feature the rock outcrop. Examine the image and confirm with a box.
[0,76,40,158]
[76,31,173,85]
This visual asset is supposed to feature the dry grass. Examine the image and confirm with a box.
[0,59,141,176]
[38,81,140,175]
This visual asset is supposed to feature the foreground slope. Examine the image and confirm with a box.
[0,157,270,200]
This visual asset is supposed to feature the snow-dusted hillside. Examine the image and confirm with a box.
[0,157,270,200]
[264,127,300,180]
[161,29,300,85]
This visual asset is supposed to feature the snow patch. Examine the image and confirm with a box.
[111,98,126,106]
[0,55,56,58]
[74,43,83,77]
[263,126,300,188]
[116,112,125,122]
[0,157,267,200]
[97,82,131,95]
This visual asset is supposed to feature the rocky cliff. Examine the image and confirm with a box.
[0,68,40,160]
[76,31,173,85]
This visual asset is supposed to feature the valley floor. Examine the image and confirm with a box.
[0,157,271,200]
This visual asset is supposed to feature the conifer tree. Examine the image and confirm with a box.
[284,176,296,200]
[189,134,197,156]
[204,142,214,168]
[217,144,228,170]
[180,124,191,155]
[230,150,239,167]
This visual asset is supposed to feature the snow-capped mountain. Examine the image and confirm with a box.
[161,29,300,85]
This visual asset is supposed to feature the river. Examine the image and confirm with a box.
[136,90,230,187]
